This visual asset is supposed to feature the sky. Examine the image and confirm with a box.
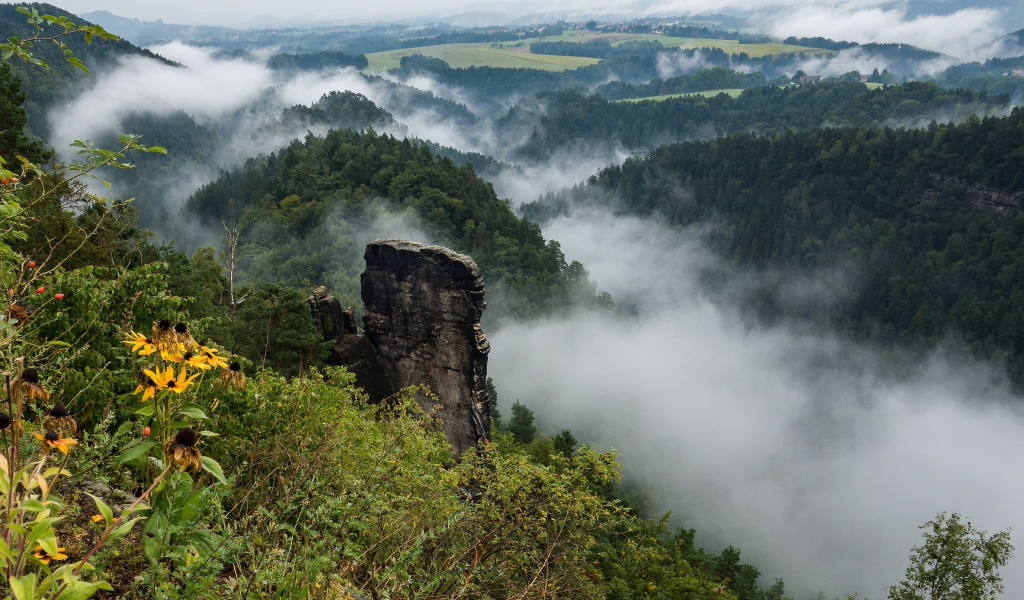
[54,0,1023,54]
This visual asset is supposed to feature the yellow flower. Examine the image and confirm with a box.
[91,514,104,523]
[164,351,211,371]
[134,377,157,402]
[31,545,68,564]
[123,330,157,356]
[35,431,77,456]
[145,365,199,395]
[198,345,228,370]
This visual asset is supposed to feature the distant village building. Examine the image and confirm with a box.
[1012,68,1024,77]
[860,74,870,82]
[799,75,823,83]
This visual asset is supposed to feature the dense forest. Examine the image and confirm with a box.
[524,109,1024,384]
[501,81,1009,159]
[595,67,769,100]
[267,49,369,70]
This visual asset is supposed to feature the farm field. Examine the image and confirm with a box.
[364,32,830,72]
[617,88,745,102]
[364,42,599,71]
[640,36,831,57]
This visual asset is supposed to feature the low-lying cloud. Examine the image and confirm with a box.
[488,208,1024,598]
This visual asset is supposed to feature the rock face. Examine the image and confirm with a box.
[361,239,491,456]
[308,286,396,403]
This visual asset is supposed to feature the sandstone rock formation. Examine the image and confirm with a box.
[361,239,491,456]
[308,286,395,403]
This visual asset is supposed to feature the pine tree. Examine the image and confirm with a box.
[507,401,536,445]
[0,62,48,167]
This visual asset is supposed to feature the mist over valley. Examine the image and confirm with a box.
[2,1,1023,598]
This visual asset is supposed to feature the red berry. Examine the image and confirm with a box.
[54,293,64,300]
[143,426,150,437]
[1,178,8,185]
[35,286,44,294]
[28,261,35,268]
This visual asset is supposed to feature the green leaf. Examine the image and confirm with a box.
[8,574,36,600]
[176,403,208,420]
[18,498,47,512]
[46,340,71,347]
[116,440,156,464]
[200,456,227,484]
[111,516,143,538]
[54,579,114,600]
[134,404,155,417]
[85,493,113,524]
[188,529,220,557]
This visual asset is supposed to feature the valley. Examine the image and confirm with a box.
[1,2,1023,599]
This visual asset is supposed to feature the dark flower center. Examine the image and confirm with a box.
[229,362,241,372]
[183,352,194,361]
[21,368,39,383]
[44,430,59,442]
[145,337,153,344]
[49,404,69,418]
[158,319,171,330]
[0,412,11,429]
[174,322,188,334]
[175,428,197,447]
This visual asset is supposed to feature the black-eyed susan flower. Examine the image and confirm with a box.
[221,361,245,390]
[123,330,157,356]
[134,375,158,402]
[165,351,210,371]
[13,368,48,401]
[31,545,68,564]
[163,427,202,471]
[35,430,77,456]
[145,365,199,395]
[198,344,228,370]
[174,322,196,350]
[0,412,10,430]
[44,404,76,435]
[91,514,104,524]
[151,319,175,351]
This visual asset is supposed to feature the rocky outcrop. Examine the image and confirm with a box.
[361,239,491,456]
[308,287,396,403]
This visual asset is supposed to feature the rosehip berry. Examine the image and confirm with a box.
[1,178,8,185]
[28,261,35,268]
[35,286,44,294]
[143,426,150,437]
[54,293,64,300]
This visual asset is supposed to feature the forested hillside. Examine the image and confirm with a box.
[0,3,171,136]
[184,128,610,323]
[525,109,1024,384]
[503,81,1008,159]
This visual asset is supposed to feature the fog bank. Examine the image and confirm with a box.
[488,209,1024,598]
